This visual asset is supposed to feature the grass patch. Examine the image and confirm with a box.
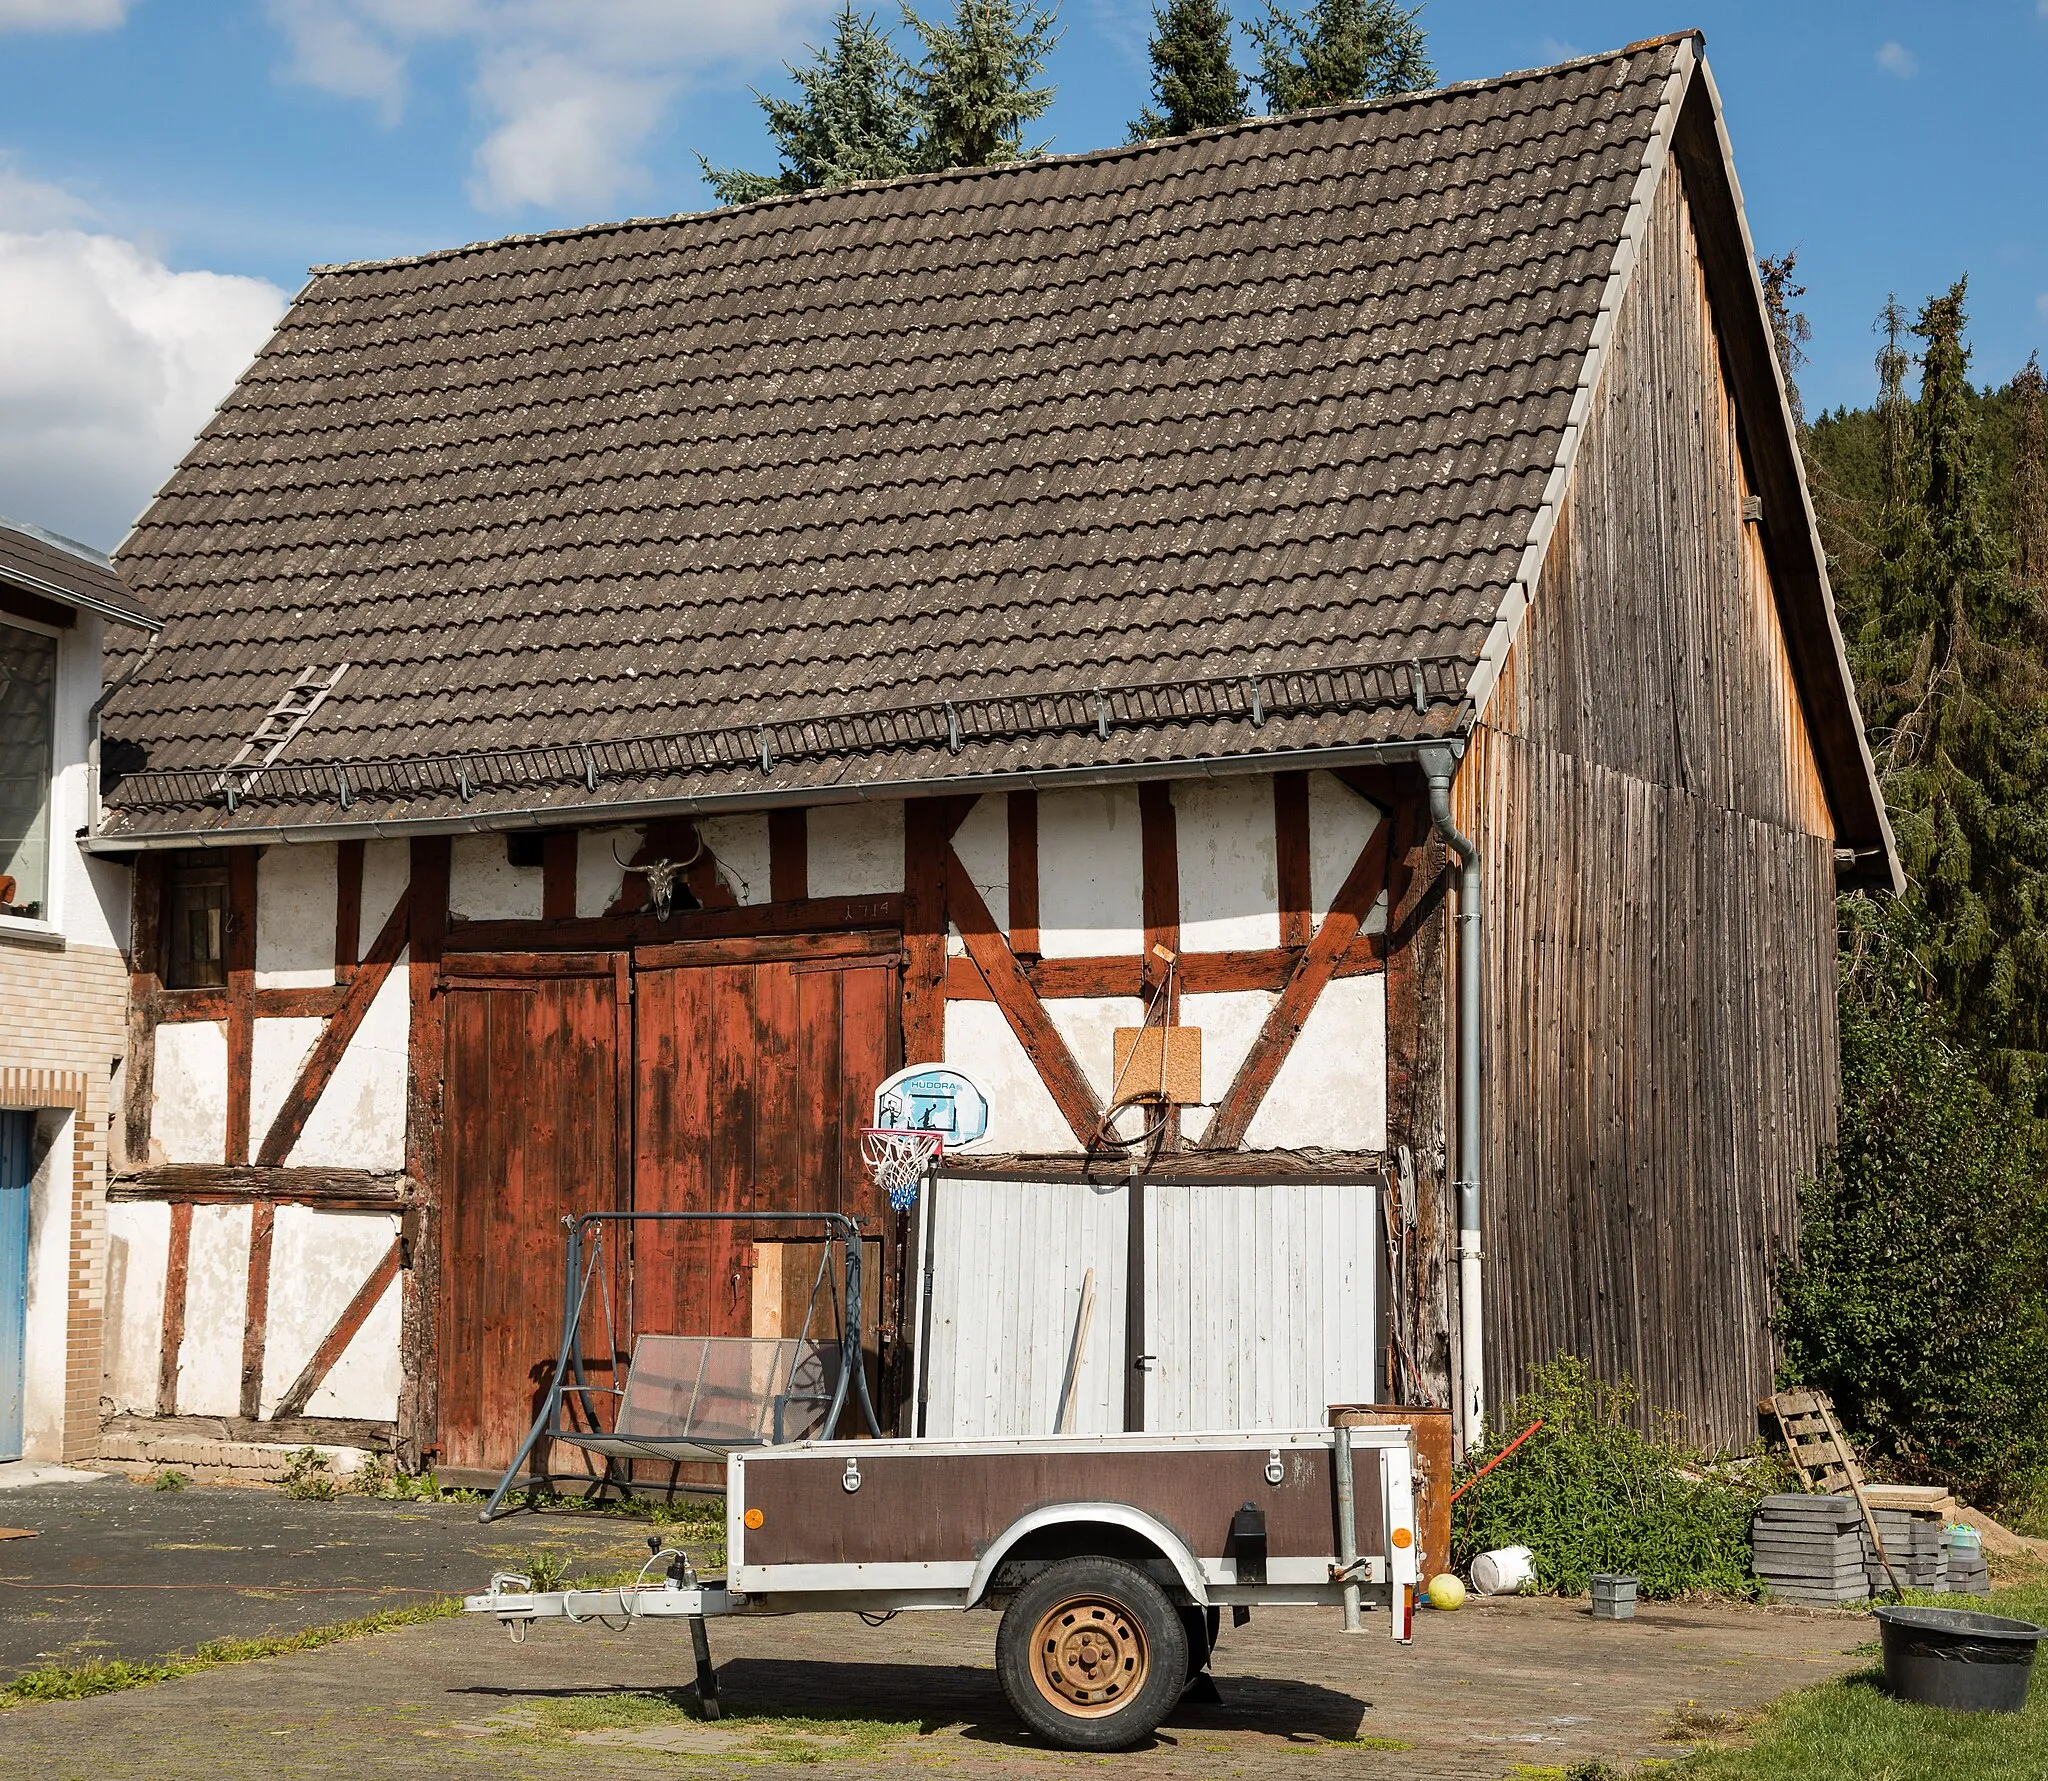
[1650,1580,2048,1780]
[514,1690,922,1762]
[0,1597,459,1710]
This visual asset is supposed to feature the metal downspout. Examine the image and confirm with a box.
[1417,744,1484,1454]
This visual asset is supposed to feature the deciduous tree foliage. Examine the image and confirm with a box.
[1250,0,1433,116]
[1129,0,1247,141]
[700,6,920,205]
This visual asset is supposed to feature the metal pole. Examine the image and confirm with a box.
[1333,1424,1362,1633]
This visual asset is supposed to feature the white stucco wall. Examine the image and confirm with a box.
[289,965,409,1170]
[104,1198,169,1416]
[947,793,1010,943]
[256,844,338,987]
[176,1202,252,1417]
[808,802,903,899]
[1036,787,1144,957]
[260,1206,402,1419]
[695,814,771,906]
[449,833,543,923]
[151,1022,228,1165]
[1175,775,1280,953]
[248,1016,322,1148]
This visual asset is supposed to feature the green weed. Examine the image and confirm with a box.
[0,1599,459,1710]
[279,1446,336,1501]
[148,1469,189,1493]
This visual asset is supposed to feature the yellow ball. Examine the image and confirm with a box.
[1426,1573,1467,1612]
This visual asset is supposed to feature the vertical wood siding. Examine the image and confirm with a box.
[1466,160,1842,1452]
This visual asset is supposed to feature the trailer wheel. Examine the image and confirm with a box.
[996,1557,1188,1751]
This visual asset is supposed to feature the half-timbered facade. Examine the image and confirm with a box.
[87,33,1893,1472]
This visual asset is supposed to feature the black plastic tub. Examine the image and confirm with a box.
[1872,1605,2047,1713]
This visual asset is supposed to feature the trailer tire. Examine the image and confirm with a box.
[996,1556,1188,1751]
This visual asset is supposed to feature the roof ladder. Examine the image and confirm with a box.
[216,663,350,806]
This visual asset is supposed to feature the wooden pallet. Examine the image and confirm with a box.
[1759,1387,1902,1595]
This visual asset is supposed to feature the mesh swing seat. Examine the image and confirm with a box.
[480,1209,885,1520]
[556,1334,842,1466]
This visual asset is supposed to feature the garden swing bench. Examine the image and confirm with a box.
[478,1209,884,1523]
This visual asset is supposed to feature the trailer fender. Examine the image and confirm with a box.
[967,1503,1209,1608]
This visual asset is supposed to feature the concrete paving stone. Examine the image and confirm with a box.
[1,1580,1877,1779]
[0,1475,655,1678]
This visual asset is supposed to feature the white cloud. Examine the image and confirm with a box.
[1537,37,1581,63]
[1876,40,1917,78]
[0,0,127,30]
[0,193,286,548]
[266,0,828,215]
[2037,292,2048,322]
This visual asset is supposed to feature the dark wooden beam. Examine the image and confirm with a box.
[1275,771,1312,951]
[1139,782,1182,1147]
[111,1165,410,1208]
[903,799,976,1068]
[539,831,577,920]
[156,1201,192,1417]
[945,847,1103,1147]
[223,847,258,1165]
[268,1238,404,1422]
[447,892,906,954]
[769,807,809,903]
[1007,790,1040,958]
[253,887,412,1167]
[398,836,450,1471]
[124,852,163,1170]
[943,943,1385,1002]
[253,985,347,1019]
[240,1200,276,1420]
[334,839,364,980]
[1198,817,1392,1151]
[102,1410,397,1449]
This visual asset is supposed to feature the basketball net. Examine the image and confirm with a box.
[861,1127,944,1210]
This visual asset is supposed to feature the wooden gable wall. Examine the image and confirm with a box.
[1459,156,1842,1452]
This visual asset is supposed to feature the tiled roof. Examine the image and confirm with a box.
[102,38,1693,836]
[0,518,156,630]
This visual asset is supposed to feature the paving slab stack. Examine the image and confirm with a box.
[1751,1495,1872,1605]
[1752,1496,1985,1603]
[1866,1507,1946,1593]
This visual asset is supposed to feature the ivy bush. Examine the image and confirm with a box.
[1777,924,2048,1508]
[1450,1358,1778,1599]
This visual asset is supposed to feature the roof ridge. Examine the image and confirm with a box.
[307,32,1701,279]
[0,513,114,568]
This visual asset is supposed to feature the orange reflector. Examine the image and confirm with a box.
[1391,1526,1413,1548]
[743,1508,765,1529]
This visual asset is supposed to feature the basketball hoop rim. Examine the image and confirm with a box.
[859,1126,946,1155]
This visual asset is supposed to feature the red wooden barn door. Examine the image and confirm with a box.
[437,955,628,1474]
[630,933,898,1354]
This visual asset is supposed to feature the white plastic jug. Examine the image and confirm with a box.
[1469,1544,1536,1595]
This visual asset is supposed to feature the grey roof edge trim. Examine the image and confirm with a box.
[304,33,1707,280]
[81,736,1458,853]
[1688,56,1900,895]
[1461,41,1900,895]
[1463,36,1694,726]
[0,562,162,632]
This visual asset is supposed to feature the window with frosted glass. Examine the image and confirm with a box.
[0,620,55,919]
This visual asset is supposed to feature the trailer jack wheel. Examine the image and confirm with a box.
[689,1614,722,1721]
[996,1557,1188,1752]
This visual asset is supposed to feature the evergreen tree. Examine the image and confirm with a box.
[902,0,1060,171]
[1250,0,1433,116]
[700,6,919,205]
[2012,355,2047,591]
[1128,0,1247,141]
[1850,280,2048,1098]
[1756,250,1811,431]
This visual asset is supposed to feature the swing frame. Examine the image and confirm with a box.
[478,1209,883,1523]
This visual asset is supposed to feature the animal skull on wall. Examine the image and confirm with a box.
[612,831,706,920]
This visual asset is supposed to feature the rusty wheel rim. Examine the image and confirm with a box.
[1027,1594,1149,1717]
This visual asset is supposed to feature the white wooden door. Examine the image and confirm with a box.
[919,1175,1129,1438]
[1141,1183,1377,1431]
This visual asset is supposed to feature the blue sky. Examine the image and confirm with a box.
[2,0,2044,548]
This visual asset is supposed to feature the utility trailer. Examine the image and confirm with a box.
[467,1421,1419,1751]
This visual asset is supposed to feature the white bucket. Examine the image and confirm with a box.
[1470,1545,1536,1595]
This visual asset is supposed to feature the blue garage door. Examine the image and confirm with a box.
[0,1110,30,1462]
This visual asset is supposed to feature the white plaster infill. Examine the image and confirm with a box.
[0,1461,107,1490]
